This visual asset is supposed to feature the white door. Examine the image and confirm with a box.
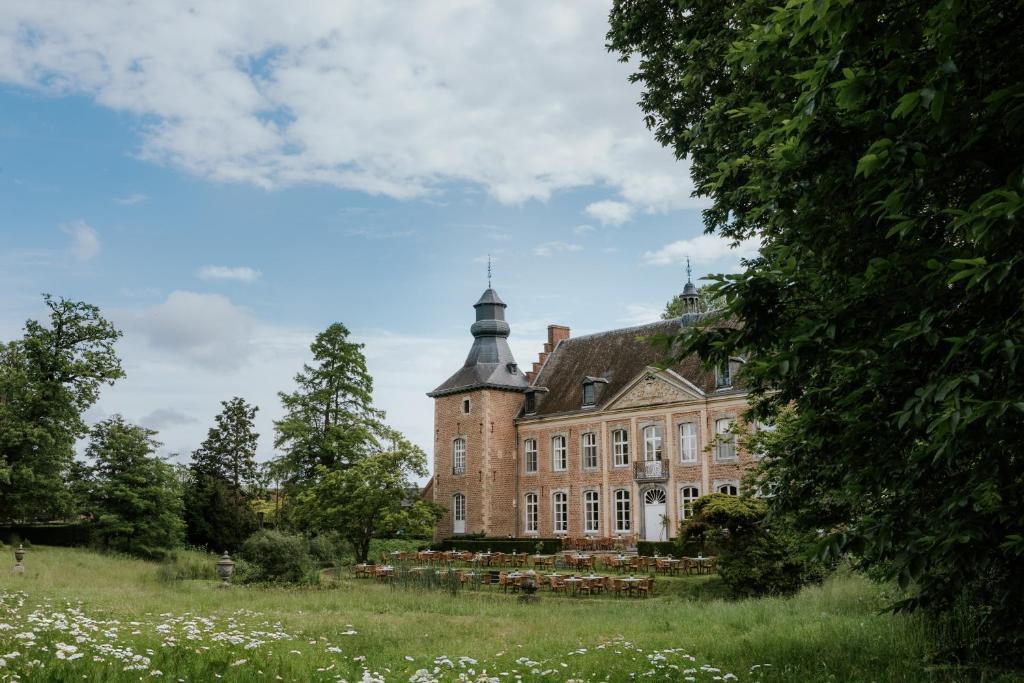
[643,489,667,541]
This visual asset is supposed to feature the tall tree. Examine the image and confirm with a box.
[184,397,260,550]
[274,323,384,482]
[0,295,123,522]
[292,434,442,563]
[609,0,1024,661]
[87,416,184,560]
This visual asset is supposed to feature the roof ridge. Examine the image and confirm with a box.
[560,317,682,343]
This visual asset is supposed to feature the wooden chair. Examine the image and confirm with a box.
[550,575,567,592]
[635,578,651,598]
[610,578,627,597]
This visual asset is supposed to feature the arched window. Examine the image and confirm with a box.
[452,493,466,534]
[524,493,538,533]
[584,490,599,533]
[714,418,737,460]
[644,488,667,505]
[717,483,738,496]
[552,435,567,471]
[552,492,568,533]
[643,424,662,461]
[612,428,629,466]
[523,438,538,473]
[581,432,598,469]
[614,489,631,532]
[452,437,466,474]
[680,486,700,520]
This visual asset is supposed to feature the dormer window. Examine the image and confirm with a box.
[506,362,518,374]
[524,392,536,414]
[582,382,596,406]
[715,361,732,388]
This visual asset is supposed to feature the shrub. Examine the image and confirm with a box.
[430,538,564,554]
[0,524,91,547]
[156,551,219,583]
[308,534,342,567]
[637,541,677,557]
[238,530,314,584]
[680,494,828,597]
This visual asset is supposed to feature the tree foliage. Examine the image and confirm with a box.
[662,285,724,319]
[86,416,184,560]
[609,0,1024,661]
[274,324,385,483]
[292,436,442,563]
[184,398,260,551]
[0,295,123,522]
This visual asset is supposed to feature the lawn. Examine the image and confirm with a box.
[0,545,953,682]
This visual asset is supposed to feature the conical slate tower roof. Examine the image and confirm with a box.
[427,288,529,397]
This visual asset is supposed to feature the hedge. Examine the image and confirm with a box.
[430,538,564,554]
[0,523,92,547]
[636,541,678,556]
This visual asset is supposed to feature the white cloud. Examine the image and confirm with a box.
[60,220,99,261]
[139,408,197,430]
[122,290,257,370]
[584,200,634,226]
[533,241,583,258]
[619,303,664,326]
[345,228,415,240]
[643,234,760,271]
[114,193,147,205]
[573,224,595,235]
[0,3,706,209]
[197,265,262,282]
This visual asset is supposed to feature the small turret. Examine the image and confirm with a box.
[680,256,700,315]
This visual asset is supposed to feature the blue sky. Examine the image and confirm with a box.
[0,2,755,463]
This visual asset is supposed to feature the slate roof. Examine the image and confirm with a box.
[526,315,740,417]
[428,287,530,398]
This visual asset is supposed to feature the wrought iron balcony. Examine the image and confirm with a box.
[634,460,668,482]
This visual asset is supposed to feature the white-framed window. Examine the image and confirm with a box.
[524,493,538,533]
[678,422,697,463]
[552,492,568,533]
[612,429,630,466]
[452,493,466,534]
[461,398,471,414]
[680,486,700,520]
[717,483,739,496]
[714,418,737,460]
[523,438,538,473]
[643,424,663,461]
[552,435,567,471]
[753,420,775,459]
[614,489,631,533]
[716,362,732,388]
[583,490,600,533]
[581,432,598,469]
[452,437,466,474]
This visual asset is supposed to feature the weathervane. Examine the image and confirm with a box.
[686,255,692,283]
[487,254,492,289]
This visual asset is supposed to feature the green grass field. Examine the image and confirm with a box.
[0,545,987,682]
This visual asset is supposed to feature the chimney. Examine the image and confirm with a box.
[526,325,571,384]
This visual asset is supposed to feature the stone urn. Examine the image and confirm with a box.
[216,551,235,587]
[13,544,25,574]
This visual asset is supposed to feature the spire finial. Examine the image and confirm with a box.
[686,255,692,284]
[487,254,492,289]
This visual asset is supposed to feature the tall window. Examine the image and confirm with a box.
[452,493,466,534]
[715,418,737,460]
[643,424,663,461]
[452,437,466,474]
[680,486,699,520]
[679,422,697,463]
[581,432,598,469]
[614,489,631,533]
[612,429,629,466]
[716,362,732,388]
[524,493,538,533]
[753,420,775,459]
[523,438,538,473]
[553,492,568,533]
[582,382,596,405]
[584,490,599,533]
[461,398,471,414]
[552,435,567,471]
[717,483,739,496]
[524,392,536,414]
